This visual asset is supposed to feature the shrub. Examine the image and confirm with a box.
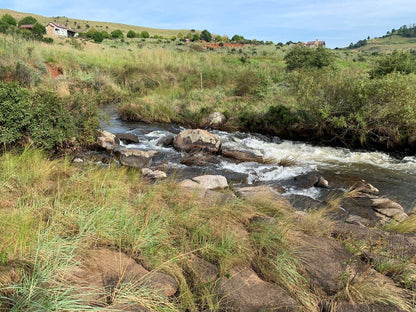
[284,46,333,70]
[370,51,416,78]
[140,31,149,38]
[127,30,136,38]
[0,82,31,145]
[92,31,104,43]
[0,14,16,26]
[31,22,46,40]
[111,29,123,39]
[18,16,37,27]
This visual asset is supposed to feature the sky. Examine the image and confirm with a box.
[2,0,416,48]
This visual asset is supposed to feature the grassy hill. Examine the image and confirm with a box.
[0,8,193,37]
[349,35,416,53]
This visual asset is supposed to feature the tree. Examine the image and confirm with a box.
[127,30,136,38]
[140,31,149,38]
[18,16,37,26]
[200,29,212,42]
[231,34,244,42]
[31,23,46,40]
[177,32,184,40]
[192,33,200,41]
[111,29,123,39]
[100,30,110,38]
[1,14,16,26]
[92,31,104,43]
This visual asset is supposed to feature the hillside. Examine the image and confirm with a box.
[0,8,193,37]
[352,35,416,53]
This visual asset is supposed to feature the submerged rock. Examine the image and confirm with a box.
[114,133,140,144]
[294,173,329,189]
[221,147,266,163]
[174,129,221,154]
[156,134,174,147]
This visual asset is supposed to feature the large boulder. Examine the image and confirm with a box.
[70,249,178,305]
[119,149,152,168]
[174,129,221,154]
[216,267,297,312]
[97,130,119,151]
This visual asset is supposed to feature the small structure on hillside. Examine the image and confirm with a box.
[46,22,78,38]
[306,39,326,48]
[19,24,34,30]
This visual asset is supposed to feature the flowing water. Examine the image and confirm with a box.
[101,106,416,212]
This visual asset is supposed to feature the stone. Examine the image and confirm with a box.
[294,173,329,189]
[351,179,379,195]
[70,249,178,305]
[185,255,218,285]
[72,157,84,163]
[97,130,118,151]
[174,129,221,154]
[216,267,297,312]
[371,198,408,222]
[141,168,167,179]
[192,175,228,190]
[114,133,140,144]
[345,214,372,227]
[180,152,221,167]
[221,147,266,163]
[202,112,226,129]
[119,149,152,168]
[156,134,174,147]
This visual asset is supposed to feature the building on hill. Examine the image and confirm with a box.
[46,22,78,38]
[306,39,326,48]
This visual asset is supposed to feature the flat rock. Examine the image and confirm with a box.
[70,249,178,305]
[192,175,228,190]
[174,129,221,154]
[119,149,152,168]
[216,267,297,312]
[141,168,167,179]
[221,147,266,163]
[371,198,408,222]
[293,173,329,189]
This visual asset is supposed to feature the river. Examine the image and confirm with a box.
[101,106,416,212]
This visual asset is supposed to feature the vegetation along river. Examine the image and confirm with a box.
[101,106,416,212]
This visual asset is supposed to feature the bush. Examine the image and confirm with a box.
[0,14,16,26]
[370,51,416,78]
[92,31,104,43]
[140,31,149,38]
[0,82,31,145]
[127,30,136,38]
[284,46,333,70]
[111,29,123,39]
[18,16,37,27]
[0,82,99,149]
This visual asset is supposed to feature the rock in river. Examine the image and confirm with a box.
[174,129,221,154]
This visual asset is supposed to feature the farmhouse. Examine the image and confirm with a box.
[46,22,78,38]
[306,39,326,48]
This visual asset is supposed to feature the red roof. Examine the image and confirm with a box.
[47,22,76,32]
[19,24,33,29]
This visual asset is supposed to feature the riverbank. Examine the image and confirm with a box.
[0,148,415,311]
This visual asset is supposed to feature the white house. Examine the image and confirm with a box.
[46,22,78,38]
